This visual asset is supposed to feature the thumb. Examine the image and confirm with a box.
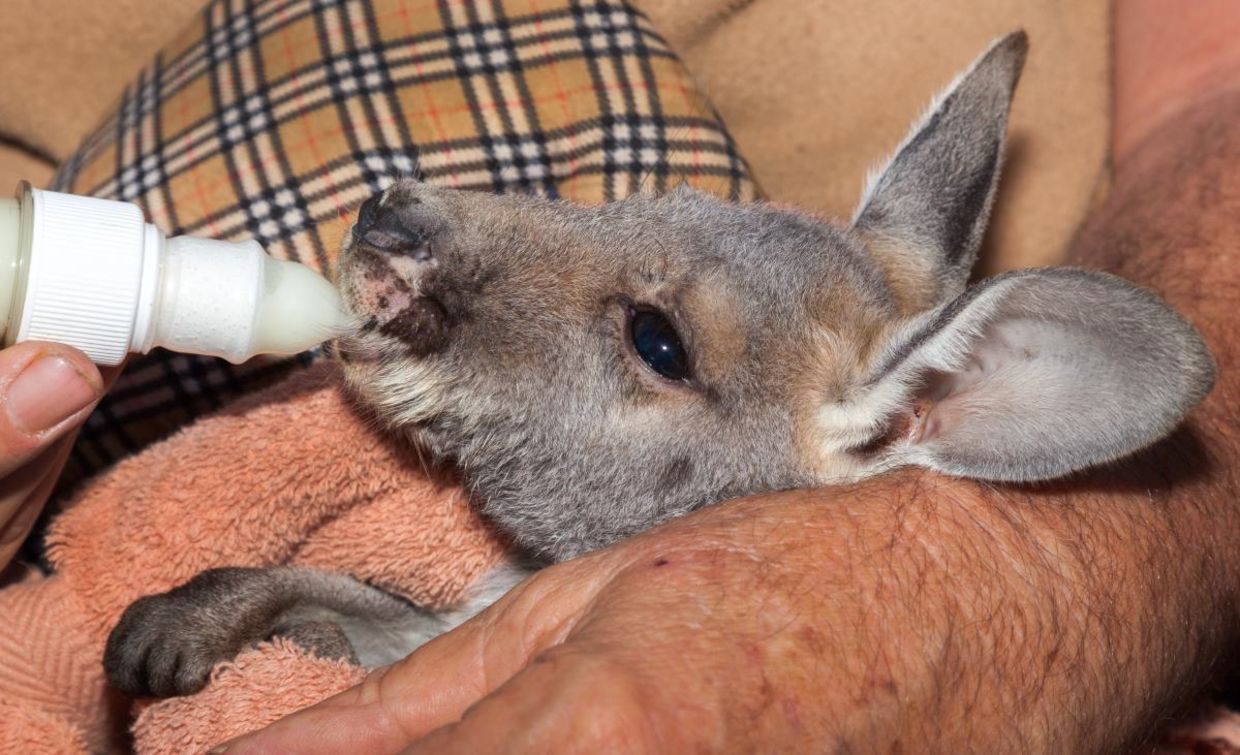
[218,562,607,754]
[0,341,102,479]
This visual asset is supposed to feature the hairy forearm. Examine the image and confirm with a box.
[752,94,1240,752]
[635,468,1233,751]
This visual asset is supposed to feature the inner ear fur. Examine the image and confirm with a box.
[844,269,1215,482]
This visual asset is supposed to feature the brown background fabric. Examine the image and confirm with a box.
[0,144,54,195]
[634,0,1111,274]
[0,0,1109,276]
[0,1,206,163]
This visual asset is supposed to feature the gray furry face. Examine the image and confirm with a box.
[334,32,1214,562]
[336,183,893,560]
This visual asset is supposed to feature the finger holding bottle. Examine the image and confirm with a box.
[0,341,103,566]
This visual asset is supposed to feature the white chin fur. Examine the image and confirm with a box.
[342,347,450,427]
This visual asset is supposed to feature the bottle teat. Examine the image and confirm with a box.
[0,183,352,365]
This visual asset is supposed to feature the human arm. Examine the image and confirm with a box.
[221,4,1240,752]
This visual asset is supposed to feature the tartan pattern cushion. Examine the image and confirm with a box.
[50,0,754,491]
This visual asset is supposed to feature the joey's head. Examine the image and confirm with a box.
[336,32,1214,561]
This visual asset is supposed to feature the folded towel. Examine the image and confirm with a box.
[0,363,506,753]
[131,639,367,752]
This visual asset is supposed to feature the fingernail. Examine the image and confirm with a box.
[8,355,100,433]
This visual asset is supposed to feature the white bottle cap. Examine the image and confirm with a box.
[18,187,150,365]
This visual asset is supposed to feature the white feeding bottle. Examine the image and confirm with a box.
[0,183,351,366]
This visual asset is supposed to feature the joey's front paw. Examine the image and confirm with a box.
[104,567,263,698]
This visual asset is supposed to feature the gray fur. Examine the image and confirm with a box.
[106,31,1216,698]
[853,31,1027,301]
[861,268,1217,481]
[338,184,881,560]
[104,562,534,697]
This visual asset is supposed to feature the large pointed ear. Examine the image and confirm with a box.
[832,269,1215,482]
[852,31,1027,302]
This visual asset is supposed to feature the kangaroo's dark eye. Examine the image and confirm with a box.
[628,307,691,382]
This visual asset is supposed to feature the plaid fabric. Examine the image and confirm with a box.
[50,0,755,492]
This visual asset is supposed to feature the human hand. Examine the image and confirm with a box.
[218,485,918,754]
[220,462,1195,755]
[0,341,104,567]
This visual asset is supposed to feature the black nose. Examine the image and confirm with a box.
[355,193,431,259]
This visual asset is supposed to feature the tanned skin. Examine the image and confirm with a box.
[223,4,1240,752]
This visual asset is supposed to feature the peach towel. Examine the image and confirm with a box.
[0,361,505,753]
